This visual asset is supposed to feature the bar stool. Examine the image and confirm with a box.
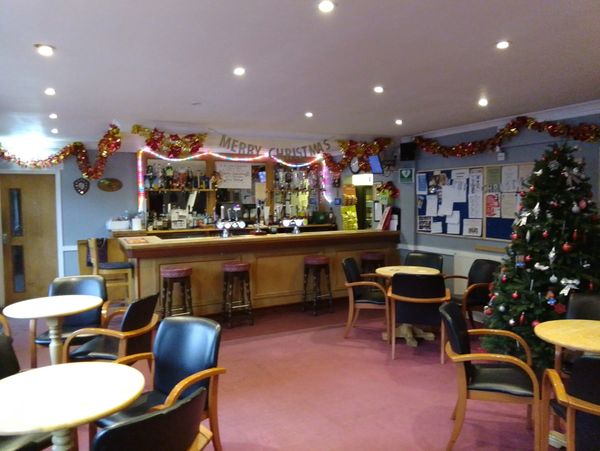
[222,261,253,328]
[88,238,135,305]
[160,266,193,318]
[302,255,333,315]
[360,251,386,274]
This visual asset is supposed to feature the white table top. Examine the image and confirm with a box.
[3,295,103,320]
[375,265,441,278]
[0,362,145,434]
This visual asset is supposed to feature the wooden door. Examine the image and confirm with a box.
[0,174,57,305]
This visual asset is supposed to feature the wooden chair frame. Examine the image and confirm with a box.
[88,238,135,304]
[445,328,541,451]
[28,299,113,368]
[387,287,451,363]
[61,312,160,363]
[90,352,226,451]
[0,314,11,336]
[540,368,600,450]
[443,274,491,327]
[344,271,389,339]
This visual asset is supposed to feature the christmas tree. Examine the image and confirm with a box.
[483,142,600,369]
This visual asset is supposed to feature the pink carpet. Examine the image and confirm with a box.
[7,303,538,450]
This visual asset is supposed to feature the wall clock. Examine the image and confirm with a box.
[350,157,361,174]
[73,178,90,195]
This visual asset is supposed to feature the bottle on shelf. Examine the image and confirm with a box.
[328,207,335,225]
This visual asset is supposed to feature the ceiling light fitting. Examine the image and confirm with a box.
[305,112,314,118]
[233,66,246,76]
[34,44,55,57]
[44,87,56,96]
[496,40,510,50]
[318,1,335,13]
[478,97,489,107]
[49,113,58,119]
[50,128,58,134]
[395,119,403,126]
[373,86,384,94]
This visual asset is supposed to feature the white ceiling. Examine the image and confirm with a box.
[2,0,600,154]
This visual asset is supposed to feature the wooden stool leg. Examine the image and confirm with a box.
[302,265,309,311]
[160,278,168,319]
[184,277,193,315]
[324,265,333,313]
[312,267,320,316]
[165,279,174,318]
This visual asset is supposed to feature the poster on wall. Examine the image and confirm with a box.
[215,161,252,189]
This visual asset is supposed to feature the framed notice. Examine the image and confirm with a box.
[215,161,252,189]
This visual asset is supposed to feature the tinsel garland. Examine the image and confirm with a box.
[131,124,207,158]
[414,116,600,158]
[319,137,392,173]
[0,124,121,180]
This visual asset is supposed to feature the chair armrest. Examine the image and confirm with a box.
[543,368,600,416]
[152,367,227,410]
[100,300,125,327]
[115,351,154,366]
[0,314,11,336]
[345,281,387,297]
[445,342,539,390]
[468,328,533,366]
[443,275,468,282]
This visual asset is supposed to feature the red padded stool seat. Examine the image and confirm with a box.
[160,266,193,318]
[222,261,253,328]
[302,255,333,315]
[360,251,385,274]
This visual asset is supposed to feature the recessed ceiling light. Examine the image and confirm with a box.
[305,112,314,118]
[478,97,489,107]
[496,40,510,50]
[48,113,58,119]
[373,86,384,94]
[233,66,246,76]
[318,1,335,13]
[50,128,58,134]
[44,87,56,96]
[395,119,403,126]
[34,44,55,57]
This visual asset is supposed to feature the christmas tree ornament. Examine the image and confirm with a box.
[533,169,543,176]
[542,230,549,238]
[549,274,558,283]
[511,232,519,240]
[533,202,540,217]
[484,307,493,316]
[554,303,566,314]
[550,200,559,209]
[526,230,531,242]
[572,229,578,241]
[531,320,540,328]
[498,304,506,312]
[529,185,535,192]
[525,255,532,263]
[509,318,516,326]
[562,242,572,253]
[511,291,520,300]
[590,282,595,291]
[501,274,508,283]
[519,190,526,197]
[548,247,556,264]
[519,312,526,325]
[579,199,587,209]
[572,203,580,214]
[534,262,549,271]
[547,211,553,219]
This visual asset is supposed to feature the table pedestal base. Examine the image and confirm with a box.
[51,428,73,451]
[382,324,436,347]
[46,317,65,365]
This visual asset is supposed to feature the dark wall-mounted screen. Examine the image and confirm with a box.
[368,155,384,174]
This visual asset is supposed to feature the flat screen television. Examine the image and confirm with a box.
[368,155,384,174]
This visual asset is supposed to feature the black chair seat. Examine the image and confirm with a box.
[99,261,134,270]
[34,325,97,346]
[469,363,534,397]
[355,291,386,306]
[69,336,120,361]
[97,390,167,427]
[0,432,53,451]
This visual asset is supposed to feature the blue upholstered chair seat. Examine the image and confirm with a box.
[69,336,121,361]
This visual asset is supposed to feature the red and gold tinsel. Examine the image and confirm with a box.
[131,124,207,159]
[321,137,392,173]
[0,124,121,180]
[414,116,600,158]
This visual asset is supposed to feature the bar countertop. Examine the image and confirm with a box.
[119,229,399,259]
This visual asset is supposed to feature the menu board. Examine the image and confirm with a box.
[215,161,252,189]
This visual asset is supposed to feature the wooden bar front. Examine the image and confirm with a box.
[119,230,400,315]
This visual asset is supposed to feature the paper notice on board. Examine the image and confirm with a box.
[418,216,432,232]
[485,166,502,192]
[469,192,483,218]
[485,192,501,218]
[446,210,460,224]
[438,186,454,216]
[519,163,534,187]
[431,221,443,234]
[417,173,428,194]
[425,195,438,216]
[463,219,482,237]
[501,192,519,218]
[447,223,460,234]
[501,165,519,192]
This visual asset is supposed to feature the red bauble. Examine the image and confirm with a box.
[529,185,535,192]
[542,230,549,238]
[525,255,532,263]
[511,232,519,240]
[562,242,573,253]
[551,201,559,208]
[501,274,508,283]
[531,320,541,328]
[579,199,588,210]
[590,282,594,291]
[511,291,520,300]
[519,191,526,197]
[572,229,578,241]
[554,303,567,314]
[484,307,493,316]
[519,312,526,325]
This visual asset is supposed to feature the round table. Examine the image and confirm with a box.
[3,295,103,365]
[0,361,144,450]
[375,265,440,278]
[534,319,600,370]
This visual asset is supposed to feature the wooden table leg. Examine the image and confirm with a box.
[45,317,64,365]
[51,428,73,450]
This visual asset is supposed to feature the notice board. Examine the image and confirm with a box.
[215,161,252,189]
[416,163,533,240]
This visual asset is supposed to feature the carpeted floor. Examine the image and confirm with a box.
[7,301,538,450]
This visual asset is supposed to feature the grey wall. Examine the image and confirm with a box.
[397,113,600,258]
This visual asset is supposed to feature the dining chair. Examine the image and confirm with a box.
[62,293,159,363]
[388,273,451,362]
[0,315,53,450]
[341,257,389,339]
[439,302,540,451]
[29,275,109,368]
[404,250,444,272]
[541,355,600,451]
[92,316,226,451]
[444,258,500,327]
[88,237,135,304]
[92,387,212,451]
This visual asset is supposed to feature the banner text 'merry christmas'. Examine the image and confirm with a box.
[218,134,331,157]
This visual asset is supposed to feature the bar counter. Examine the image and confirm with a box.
[119,230,400,315]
